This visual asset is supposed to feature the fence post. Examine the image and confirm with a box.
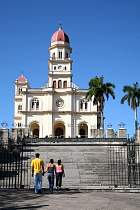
[20,144,24,189]
[127,143,137,188]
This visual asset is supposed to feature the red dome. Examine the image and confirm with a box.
[17,74,27,83]
[51,27,69,43]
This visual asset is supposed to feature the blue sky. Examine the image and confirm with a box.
[0,0,140,137]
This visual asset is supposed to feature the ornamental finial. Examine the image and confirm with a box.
[58,23,63,30]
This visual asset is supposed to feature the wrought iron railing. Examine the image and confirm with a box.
[108,143,140,188]
[0,144,31,189]
[0,141,140,189]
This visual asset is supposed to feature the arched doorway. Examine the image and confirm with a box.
[55,128,63,137]
[79,123,88,138]
[30,122,39,138]
[54,122,65,138]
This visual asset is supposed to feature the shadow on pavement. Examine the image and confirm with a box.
[0,190,47,209]
[0,188,81,209]
[1,204,49,210]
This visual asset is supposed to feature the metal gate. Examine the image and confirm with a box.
[0,141,140,189]
[0,144,31,189]
[108,143,140,188]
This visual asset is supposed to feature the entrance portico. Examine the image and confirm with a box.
[54,121,65,138]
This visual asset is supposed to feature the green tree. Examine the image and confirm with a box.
[86,76,115,130]
[121,82,140,137]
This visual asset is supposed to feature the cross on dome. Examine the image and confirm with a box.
[58,23,63,30]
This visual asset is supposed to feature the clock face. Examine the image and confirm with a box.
[56,98,64,107]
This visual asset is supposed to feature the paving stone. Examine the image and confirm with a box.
[0,190,140,210]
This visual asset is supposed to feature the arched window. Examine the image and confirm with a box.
[36,100,39,109]
[18,122,21,127]
[80,100,83,110]
[31,98,39,110]
[52,52,55,59]
[54,66,56,70]
[53,81,56,88]
[18,88,22,95]
[65,52,69,58]
[63,81,67,88]
[85,102,88,110]
[18,105,22,113]
[58,80,62,88]
[80,100,88,111]
[64,66,67,70]
[58,51,62,59]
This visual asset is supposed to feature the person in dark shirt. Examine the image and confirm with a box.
[46,159,55,193]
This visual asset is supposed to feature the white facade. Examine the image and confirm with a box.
[14,27,98,138]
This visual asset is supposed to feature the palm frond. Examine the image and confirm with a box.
[121,95,128,104]
[121,82,140,132]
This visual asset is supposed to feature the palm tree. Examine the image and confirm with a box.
[86,76,115,130]
[121,82,140,137]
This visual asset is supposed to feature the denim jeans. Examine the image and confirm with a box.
[47,173,54,192]
[34,173,42,193]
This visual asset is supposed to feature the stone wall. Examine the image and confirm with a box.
[136,128,140,143]
[0,129,9,143]
[0,127,133,142]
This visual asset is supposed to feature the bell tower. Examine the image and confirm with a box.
[48,26,73,89]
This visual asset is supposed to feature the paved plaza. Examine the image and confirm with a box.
[0,189,140,210]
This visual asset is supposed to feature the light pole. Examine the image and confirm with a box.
[1,121,8,128]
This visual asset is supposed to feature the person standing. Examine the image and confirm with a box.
[46,159,55,193]
[55,159,65,190]
[31,153,44,194]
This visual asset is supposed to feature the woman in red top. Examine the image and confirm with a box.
[55,159,64,190]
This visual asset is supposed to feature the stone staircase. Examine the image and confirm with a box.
[28,144,110,189]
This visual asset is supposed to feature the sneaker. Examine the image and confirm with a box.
[38,189,42,194]
[49,187,53,193]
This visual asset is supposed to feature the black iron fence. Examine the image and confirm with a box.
[108,143,140,188]
[0,144,32,189]
[0,140,140,189]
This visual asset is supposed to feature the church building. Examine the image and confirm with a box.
[14,27,99,138]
